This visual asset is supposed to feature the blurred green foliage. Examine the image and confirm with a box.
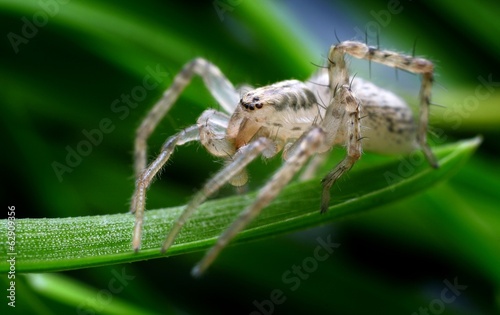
[1,0,499,314]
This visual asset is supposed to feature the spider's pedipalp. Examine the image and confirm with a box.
[198,109,235,157]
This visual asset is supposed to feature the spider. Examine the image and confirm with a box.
[129,40,438,276]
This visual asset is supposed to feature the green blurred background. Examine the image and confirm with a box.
[1,0,500,314]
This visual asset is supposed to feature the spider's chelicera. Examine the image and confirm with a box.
[130,41,438,276]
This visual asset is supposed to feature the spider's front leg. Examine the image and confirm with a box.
[192,127,326,276]
[131,124,200,251]
[131,108,245,251]
[130,58,241,251]
[133,58,240,178]
[160,136,275,253]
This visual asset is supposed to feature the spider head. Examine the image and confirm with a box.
[226,86,281,149]
[239,80,297,112]
[227,80,318,150]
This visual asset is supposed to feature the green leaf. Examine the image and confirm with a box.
[23,273,157,315]
[0,137,480,273]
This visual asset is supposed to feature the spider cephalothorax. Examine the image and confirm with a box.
[227,80,320,150]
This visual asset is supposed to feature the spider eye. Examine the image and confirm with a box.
[240,101,251,110]
[255,103,263,109]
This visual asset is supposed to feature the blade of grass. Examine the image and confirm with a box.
[0,137,480,273]
[23,273,158,315]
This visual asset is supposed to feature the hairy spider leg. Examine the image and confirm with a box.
[318,41,439,213]
[134,58,240,178]
[331,41,438,168]
[192,127,326,277]
[320,85,361,213]
[131,124,200,251]
[131,107,241,251]
[161,137,274,253]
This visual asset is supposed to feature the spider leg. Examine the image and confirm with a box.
[417,72,437,167]
[299,152,329,181]
[192,127,326,277]
[161,137,274,253]
[131,107,236,251]
[131,124,200,251]
[320,84,361,213]
[134,58,240,178]
[330,41,438,167]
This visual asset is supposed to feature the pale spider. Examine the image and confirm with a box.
[130,40,438,276]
